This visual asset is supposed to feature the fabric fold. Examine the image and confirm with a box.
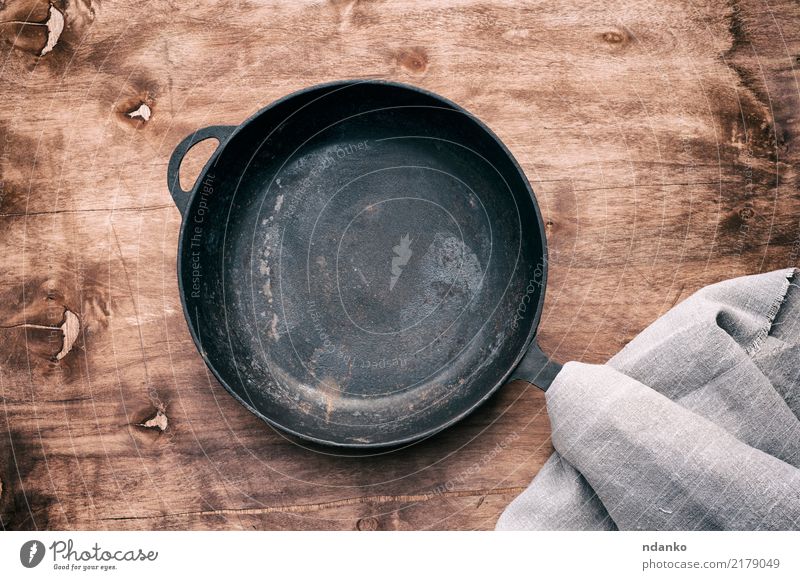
[497,268,800,531]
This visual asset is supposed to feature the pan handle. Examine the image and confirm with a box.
[509,340,562,392]
[167,125,236,214]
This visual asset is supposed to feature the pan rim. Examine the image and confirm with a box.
[174,78,548,448]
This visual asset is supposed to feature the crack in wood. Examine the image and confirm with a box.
[569,179,739,193]
[98,486,526,521]
[0,204,174,218]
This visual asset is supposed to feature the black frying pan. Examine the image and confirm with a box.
[167,80,560,447]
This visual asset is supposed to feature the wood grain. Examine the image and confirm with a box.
[0,0,798,530]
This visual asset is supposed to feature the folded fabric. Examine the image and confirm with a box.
[496,268,800,530]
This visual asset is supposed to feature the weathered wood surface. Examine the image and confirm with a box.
[0,0,798,530]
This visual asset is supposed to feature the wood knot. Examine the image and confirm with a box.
[356,517,379,531]
[600,29,629,46]
[501,29,532,45]
[55,310,80,361]
[395,47,428,74]
[0,3,65,57]
[112,78,159,129]
[126,103,151,122]
[136,409,168,432]
[44,285,64,302]
[117,96,154,128]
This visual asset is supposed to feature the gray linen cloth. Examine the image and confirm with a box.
[496,268,800,530]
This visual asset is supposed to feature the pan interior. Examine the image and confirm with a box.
[180,82,544,445]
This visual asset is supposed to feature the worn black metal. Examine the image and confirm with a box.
[168,80,560,447]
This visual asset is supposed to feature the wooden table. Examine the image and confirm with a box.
[1,0,798,530]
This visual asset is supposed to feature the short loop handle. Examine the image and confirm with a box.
[509,340,562,392]
[167,125,235,214]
